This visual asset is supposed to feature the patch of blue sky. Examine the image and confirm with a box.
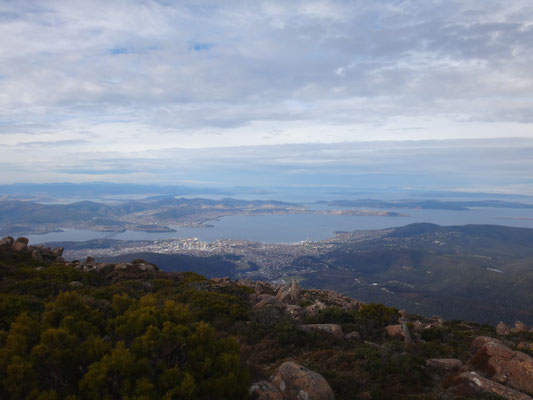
[188,41,213,52]
[109,47,131,55]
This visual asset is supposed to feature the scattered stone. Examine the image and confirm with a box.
[68,281,84,288]
[249,380,283,400]
[344,331,361,340]
[298,324,344,340]
[270,361,335,400]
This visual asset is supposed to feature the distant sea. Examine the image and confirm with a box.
[27,207,533,245]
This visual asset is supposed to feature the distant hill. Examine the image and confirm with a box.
[296,223,533,325]
[0,197,300,235]
[320,199,533,210]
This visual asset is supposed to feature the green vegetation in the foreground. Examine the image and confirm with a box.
[0,250,249,400]
[0,246,516,400]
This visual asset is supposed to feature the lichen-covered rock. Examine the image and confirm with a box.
[470,336,533,396]
[453,371,533,400]
[270,361,334,400]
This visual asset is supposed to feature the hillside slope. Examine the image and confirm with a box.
[1,237,533,399]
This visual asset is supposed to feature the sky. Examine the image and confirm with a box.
[1,0,533,195]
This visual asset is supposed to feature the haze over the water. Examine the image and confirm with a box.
[1,1,533,196]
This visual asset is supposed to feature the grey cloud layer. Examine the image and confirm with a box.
[1,0,533,129]
[1,1,532,190]
[3,138,532,193]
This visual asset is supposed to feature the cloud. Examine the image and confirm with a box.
[0,1,532,189]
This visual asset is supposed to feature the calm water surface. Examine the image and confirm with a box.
[26,207,533,244]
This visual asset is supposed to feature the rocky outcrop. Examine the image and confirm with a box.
[497,321,511,335]
[1,236,65,264]
[512,321,529,333]
[250,361,335,400]
[0,236,14,248]
[469,336,533,396]
[452,371,533,400]
[13,236,29,252]
[304,300,327,315]
[31,249,44,262]
[276,280,301,305]
[253,294,285,311]
[244,278,363,327]
[297,324,344,340]
[496,321,530,335]
[305,288,362,311]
